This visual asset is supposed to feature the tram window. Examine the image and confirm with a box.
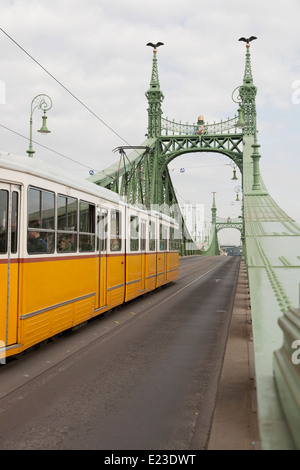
[57,195,78,253]
[159,223,167,251]
[141,220,146,251]
[169,226,179,251]
[28,187,55,254]
[149,220,156,252]
[28,187,55,230]
[130,215,139,251]
[110,209,122,251]
[11,191,18,254]
[79,201,95,252]
[169,227,174,250]
[97,212,107,251]
[57,195,77,231]
[0,190,8,253]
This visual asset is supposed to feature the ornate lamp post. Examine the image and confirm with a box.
[235,186,242,201]
[27,94,52,157]
[229,160,238,180]
[232,86,246,130]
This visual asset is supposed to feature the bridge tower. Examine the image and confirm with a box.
[145,47,164,138]
[211,191,217,225]
[88,40,300,449]
[237,41,265,193]
[204,192,220,256]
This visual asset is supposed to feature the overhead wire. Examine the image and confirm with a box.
[0,28,242,247]
[0,27,136,158]
[0,27,239,228]
[0,122,100,172]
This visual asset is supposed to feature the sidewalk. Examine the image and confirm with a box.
[207,260,261,450]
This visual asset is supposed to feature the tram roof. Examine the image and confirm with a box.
[0,151,121,204]
[0,152,178,224]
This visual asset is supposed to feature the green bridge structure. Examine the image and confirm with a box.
[89,42,300,449]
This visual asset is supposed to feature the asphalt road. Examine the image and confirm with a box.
[0,255,240,450]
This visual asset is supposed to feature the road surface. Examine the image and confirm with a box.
[0,255,240,450]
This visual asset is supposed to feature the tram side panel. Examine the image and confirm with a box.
[125,209,143,302]
[0,260,19,349]
[167,225,179,282]
[0,184,21,355]
[106,207,125,308]
[20,256,97,350]
[0,160,180,359]
[156,220,179,286]
[156,221,168,287]
[19,180,99,351]
[145,217,157,292]
[0,262,8,348]
[167,251,179,282]
[125,212,160,300]
[95,207,108,312]
[145,252,157,291]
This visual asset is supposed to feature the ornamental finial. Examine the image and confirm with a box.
[238,36,257,47]
[146,42,164,53]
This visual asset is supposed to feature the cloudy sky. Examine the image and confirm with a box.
[1,0,299,244]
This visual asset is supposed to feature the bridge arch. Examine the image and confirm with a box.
[159,134,244,175]
[167,151,242,210]
[89,41,300,449]
[216,226,242,247]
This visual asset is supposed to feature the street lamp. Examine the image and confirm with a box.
[26,94,52,157]
[235,186,242,201]
[229,161,238,180]
[235,105,246,129]
[232,87,245,129]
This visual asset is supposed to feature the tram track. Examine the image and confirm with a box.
[178,255,225,278]
[0,257,224,390]
[0,255,228,399]
[0,255,240,450]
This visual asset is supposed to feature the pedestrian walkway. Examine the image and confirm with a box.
[207,260,261,450]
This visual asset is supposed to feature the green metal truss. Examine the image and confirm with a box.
[89,42,300,449]
[215,219,243,233]
[89,46,250,210]
[89,45,252,255]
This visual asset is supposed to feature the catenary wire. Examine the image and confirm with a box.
[0,122,110,176]
[0,27,135,149]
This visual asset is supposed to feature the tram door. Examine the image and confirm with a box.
[157,223,168,286]
[0,183,20,352]
[96,208,108,310]
[140,220,146,291]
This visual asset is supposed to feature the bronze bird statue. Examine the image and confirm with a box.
[147,42,164,51]
[238,36,257,45]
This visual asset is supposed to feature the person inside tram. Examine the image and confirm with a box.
[27,222,47,253]
[0,229,6,253]
[110,238,121,251]
[58,235,72,252]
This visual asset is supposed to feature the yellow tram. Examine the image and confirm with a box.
[0,153,179,360]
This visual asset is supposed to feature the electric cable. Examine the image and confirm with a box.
[0,27,134,148]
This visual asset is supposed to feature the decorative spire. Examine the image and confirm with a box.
[238,38,266,193]
[243,44,254,85]
[211,192,217,224]
[145,45,164,138]
[150,49,161,89]
[238,40,257,136]
[238,35,257,83]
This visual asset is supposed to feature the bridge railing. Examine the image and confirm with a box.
[161,115,239,136]
[216,216,243,224]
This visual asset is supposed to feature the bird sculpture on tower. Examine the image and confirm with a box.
[238,36,257,46]
[146,42,164,52]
